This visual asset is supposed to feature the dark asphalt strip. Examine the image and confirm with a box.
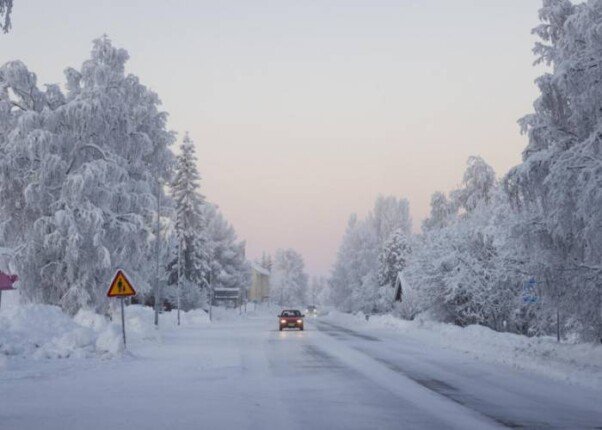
[314,320,557,430]
[314,320,380,342]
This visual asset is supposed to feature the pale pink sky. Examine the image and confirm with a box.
[1,0,543,275]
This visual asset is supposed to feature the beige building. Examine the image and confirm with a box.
[249,262,270,302]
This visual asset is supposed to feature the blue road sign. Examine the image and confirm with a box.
[522,278,538,304]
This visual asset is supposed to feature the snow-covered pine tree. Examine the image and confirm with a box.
[204,204,251,294]
[0,36,175,314]
[166,133,210,310]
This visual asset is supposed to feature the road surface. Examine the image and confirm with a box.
[1,310,601,430]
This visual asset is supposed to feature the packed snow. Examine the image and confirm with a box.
[2,307,602,430]
[0,302,209,364]
[322,310,602,390]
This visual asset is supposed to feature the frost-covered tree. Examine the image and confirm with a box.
[205,204,250,293]
[0,36,175,314]
[325,1,602,342]
[329,214,377,312]
[422,191,453,231]
[373,195,412,241]
[259,252,272,272]
[505,0,602,341]
[0,0,12,33]
[329,196,412,313]
[308,276,327,306]
[452,156,496,213]
[377,229,411,288]
[165,133,210,310]
[406,157,526,329]
[271,248,308,306]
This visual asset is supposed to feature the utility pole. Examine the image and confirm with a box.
[556,307,561,342]
[177,227,181,326]
[154,180,162,327]
[208,271,213,322]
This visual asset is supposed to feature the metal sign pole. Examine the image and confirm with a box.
[120,296,126,347]
[208,271,213,322]
[177,233,181,326]
[107,270,135,349]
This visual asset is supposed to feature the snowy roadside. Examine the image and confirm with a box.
[322,310,602,391]
[0,303,210,368]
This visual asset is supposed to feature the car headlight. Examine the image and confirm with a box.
[297,319,302,324]
[280,319,286,324]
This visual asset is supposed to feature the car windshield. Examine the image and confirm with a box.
[281,310,301,317]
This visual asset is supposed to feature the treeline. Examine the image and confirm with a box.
[0,36,249,314]
[329,0,602,343]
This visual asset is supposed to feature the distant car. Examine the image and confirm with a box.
[278,309,304,331]
[305,305,318,317]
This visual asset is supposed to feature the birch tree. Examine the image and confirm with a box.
[0,36,175,313]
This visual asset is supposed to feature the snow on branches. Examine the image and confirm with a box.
[164,133,211,311]
[0,0,12,33]
[271,248,308,306]
[327,2,602,343]
[0,36,175,314]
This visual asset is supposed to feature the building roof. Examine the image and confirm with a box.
[250,261,270,276]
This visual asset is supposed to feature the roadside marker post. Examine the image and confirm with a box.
[106,270,137,347]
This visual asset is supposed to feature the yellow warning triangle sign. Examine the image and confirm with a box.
[107,270,136,297]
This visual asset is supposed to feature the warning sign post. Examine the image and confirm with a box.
[106,270,136,347]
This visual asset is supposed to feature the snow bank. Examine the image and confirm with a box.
[0,303,214,363]
[113,305,160,342]
[0,304,149,359]
[323,310,602,389]
[0,304,102,359]
[161,307,211,327]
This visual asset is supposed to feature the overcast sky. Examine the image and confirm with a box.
[1,0,543,276]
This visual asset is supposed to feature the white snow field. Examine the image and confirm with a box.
[1,305,602,430]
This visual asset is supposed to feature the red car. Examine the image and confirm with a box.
[278,309,304,331]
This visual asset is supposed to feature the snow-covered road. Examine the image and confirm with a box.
[1,311,601,430]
